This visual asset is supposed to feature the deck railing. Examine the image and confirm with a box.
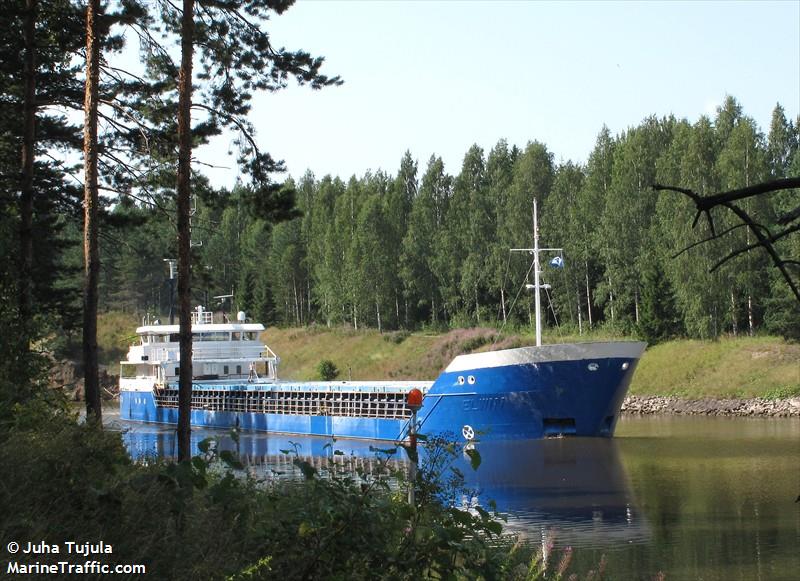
[140,344,277,362]
[154,387,412,420]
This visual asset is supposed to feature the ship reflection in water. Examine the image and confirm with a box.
[116,417,649,549]
[456,438,650,549]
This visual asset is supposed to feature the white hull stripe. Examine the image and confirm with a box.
[444,341,647,373]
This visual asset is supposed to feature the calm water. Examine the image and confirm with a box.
[109,409,800,580]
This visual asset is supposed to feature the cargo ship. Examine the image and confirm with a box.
[119,200,645,441]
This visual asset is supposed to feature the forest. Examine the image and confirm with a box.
[101,99,799,342]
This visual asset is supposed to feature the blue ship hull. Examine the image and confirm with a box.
[120,342,646,442]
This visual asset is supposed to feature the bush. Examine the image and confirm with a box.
[382,330,410,344]
[316,359,340,381]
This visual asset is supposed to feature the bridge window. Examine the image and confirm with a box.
[192,331,231,341]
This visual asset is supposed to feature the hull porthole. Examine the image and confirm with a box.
[462,425,475,441]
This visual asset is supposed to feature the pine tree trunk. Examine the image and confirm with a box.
[19,0,36,364]
[82,0,102,423]
[176,0,195,463]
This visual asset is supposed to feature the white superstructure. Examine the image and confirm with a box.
[119,305,280,392]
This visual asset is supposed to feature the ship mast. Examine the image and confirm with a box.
[511,198,562,348]
[532,198,542,347]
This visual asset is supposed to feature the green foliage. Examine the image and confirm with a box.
[316,359,340,381]
[2,401,619,580]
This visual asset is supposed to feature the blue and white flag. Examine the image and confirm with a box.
[549,256,564,269]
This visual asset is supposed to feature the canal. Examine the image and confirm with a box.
[110,409,800,580]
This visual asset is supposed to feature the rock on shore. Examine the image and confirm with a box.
[622,395,800,417]
[49,359,118,401]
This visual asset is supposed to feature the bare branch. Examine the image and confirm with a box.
[777,204,800,226]
[722,201,800,303]
[654,179,800,305]
[693,178,800,210]
[709,221,800,270]
[671,223,749,259]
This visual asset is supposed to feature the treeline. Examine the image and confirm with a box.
[102,96,799,341]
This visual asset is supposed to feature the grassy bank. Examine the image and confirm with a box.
[265,327,799,399]
[630,337,799,399]
[96,314,799,399]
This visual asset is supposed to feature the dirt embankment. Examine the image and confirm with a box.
[622,395,800,417]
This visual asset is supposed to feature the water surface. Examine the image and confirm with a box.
[110,409,800,580]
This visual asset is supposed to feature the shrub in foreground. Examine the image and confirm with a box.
[0,402,613,580]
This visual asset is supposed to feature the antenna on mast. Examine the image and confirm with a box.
[163,259,178,324]
[190,195,202,248]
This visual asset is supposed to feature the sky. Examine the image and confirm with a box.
[194,0,800,188]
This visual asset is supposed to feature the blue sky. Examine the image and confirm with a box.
[196,0,800,187]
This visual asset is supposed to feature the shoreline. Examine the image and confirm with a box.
[621,395,800,417]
